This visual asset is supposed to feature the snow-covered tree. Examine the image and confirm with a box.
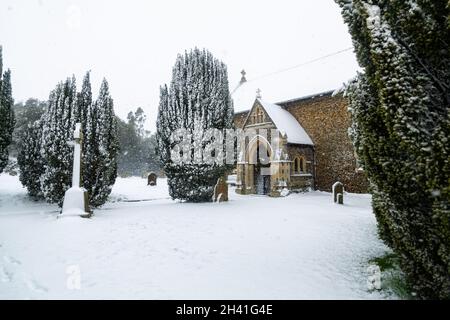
[157,48,234,202]
[117,108,160,177]
[336,0,450,298]
[76,72,98,204]
[0,46,15,173]
[10,99,46,158]
[75,72,92,134]
[157,85,170,167]
[17,74,119,208]
[89,79,118,207]
[128,107,146,139]
[17,120,45,198]
[40,77,77,205]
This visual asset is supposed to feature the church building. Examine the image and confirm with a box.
[232,70,368,196]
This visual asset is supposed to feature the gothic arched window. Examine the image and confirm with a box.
[299,157,305,172]
[293,156,306,174]
[258,108,264,123]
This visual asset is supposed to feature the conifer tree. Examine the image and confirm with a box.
[17,73,119,208]
[75,71,92,133]
[157,48,234,202]
[89,79,118,206]
[335,0,450,298]
[0,46,15,173]
[76,72,98,203]
[13,71,118,208]
[17,120,45,198]
[40,77,77,205]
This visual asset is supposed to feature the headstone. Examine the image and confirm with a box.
[147,172,157,186]
[213,176,228,202]
[61,123,90,217]
[332,181,344,204]
[367,265,382,291]
[337,193,343,205]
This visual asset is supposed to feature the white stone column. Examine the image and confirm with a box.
[72,123,82,188]
[61,123,89,217]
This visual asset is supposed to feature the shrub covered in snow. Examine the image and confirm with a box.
[17,120,45,198]
[18,73,118,208]
[0,46,15,174]
[86,78,119,207]
[157,48,234,202]
[39,77,78,205]
[116,108,161,177]
[336,0,450,299]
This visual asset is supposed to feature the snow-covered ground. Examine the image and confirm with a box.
[0,173,392,299]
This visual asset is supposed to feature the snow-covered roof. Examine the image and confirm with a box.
[232,77,341,114]
[249,99,314,146]
[230,53,358,113]
[232,80,263,113]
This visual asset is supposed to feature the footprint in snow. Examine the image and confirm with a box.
[25,278,48,293]
[0,266,12,282]
[3,255,21,265]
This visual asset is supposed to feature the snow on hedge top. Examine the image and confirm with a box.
[257,99,314,145]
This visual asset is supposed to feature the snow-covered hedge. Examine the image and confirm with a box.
[18,73,118,208]
[157,48,234,202]
[0,46,15,174]
[336,0,450,299]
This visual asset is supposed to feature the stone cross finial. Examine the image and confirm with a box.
[240,69,247,84]
[256,88,262,99]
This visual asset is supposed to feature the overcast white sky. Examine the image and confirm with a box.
[0,0,359,131]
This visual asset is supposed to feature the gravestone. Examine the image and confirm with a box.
[332,181,344,204]
[337,193,343,205]
[147,172,157,186]
[367,265,382,291]
[213,176,228,202]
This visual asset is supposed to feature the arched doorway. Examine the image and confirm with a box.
[248,136,272,195]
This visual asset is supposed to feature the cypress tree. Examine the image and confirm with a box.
[0,46,15,173]
[76,71,98,204]
[336,0,450,298]
[17,73,118,208]
[157,48,234,202]
[75,71,92,133]
[40,77,77,206]
[17,120,45,198]
[89,79,118,207]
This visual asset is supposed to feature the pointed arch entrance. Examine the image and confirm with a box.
[247,135,272,195]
